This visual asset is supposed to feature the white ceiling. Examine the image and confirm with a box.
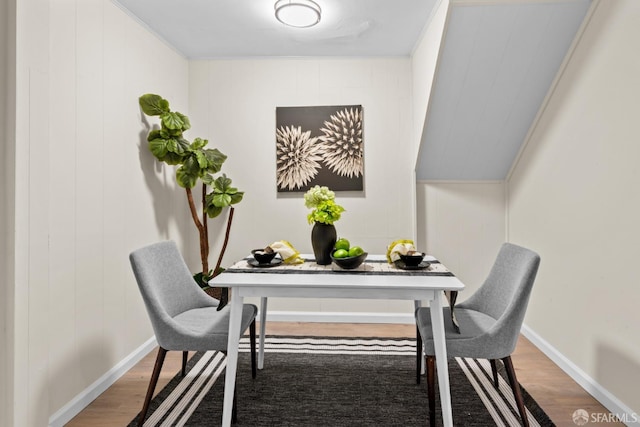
[112,0,440,58]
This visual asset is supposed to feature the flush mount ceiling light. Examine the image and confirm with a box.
[274,0,322,28]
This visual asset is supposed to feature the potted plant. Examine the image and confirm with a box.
[138,94,243,305]
[304,186,345,264]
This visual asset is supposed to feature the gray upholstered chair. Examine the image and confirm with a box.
[130,241,258,426]
[415,243,540,427]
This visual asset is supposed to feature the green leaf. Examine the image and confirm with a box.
[184,155,201,173]
[195,151,207,168]
[149,138,185,165]
[213,174,232,192]
[176,112,191,131]
[165,137,189,156]
[229,191,244,204]
[208,175,244,205]
[213,193,232,207]
[204,192,224,216]
[175,137,190,154]
[176,157,200,188]
[163,152,184,165]
[206,204,223,218]
[139,94,169,116]
[203,149,227,174]
[147,129,162,143]
[192,137,207,150]
[148,138,169,158]
[167,127,183,138]
[193,272,207,288]
[203,174,243,214]
[161,112,185,130]
[201,174,215,186]
[176,168,198,188]
[166,139,178,153]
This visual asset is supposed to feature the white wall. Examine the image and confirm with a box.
[11,0,190,425]
[1,0,16,425]
[188,58,417,315]
[507,0,640,415]
[416,181,506,297]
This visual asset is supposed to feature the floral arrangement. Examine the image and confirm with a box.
[304,185,345,225]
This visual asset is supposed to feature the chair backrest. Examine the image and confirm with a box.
[461,243,540,354]
[129,241,217,345]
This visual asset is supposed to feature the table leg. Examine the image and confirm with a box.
[258,297,268,369]
[430,291,453,427]
[222,289,244,427]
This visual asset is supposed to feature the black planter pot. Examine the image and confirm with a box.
[311,222,337,265]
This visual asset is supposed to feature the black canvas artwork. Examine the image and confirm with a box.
[276,105,364,192]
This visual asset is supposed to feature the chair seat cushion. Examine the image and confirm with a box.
[166,303,258,351]
[416,307,498,358]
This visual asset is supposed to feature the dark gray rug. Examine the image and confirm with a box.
[129,336,554,426]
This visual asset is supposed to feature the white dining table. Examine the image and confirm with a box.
[209,254,465,427]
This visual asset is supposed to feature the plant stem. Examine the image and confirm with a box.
[185,187,209,274]
[213,207,235,277]
[202,183,209,271]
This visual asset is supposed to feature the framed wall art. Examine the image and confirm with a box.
[276,105,364,192]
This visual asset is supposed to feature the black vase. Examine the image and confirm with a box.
[311,222,337,265]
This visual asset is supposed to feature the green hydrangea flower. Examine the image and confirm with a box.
[304,186,345,224]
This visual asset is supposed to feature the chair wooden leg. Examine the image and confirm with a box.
[490,359,499,388]
[502,356,529,427]
[416,325,423,384]
[232,385,238,424]
[426,355,436,426]
[138,347,167,427]
[182,351,188,376]
[230,319,257,425]
[250,319,257,379]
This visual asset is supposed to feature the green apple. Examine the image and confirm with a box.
[348,246,364,257]
[333,249,349,258]
[335,238,350,251]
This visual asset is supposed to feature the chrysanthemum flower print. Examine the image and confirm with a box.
[276,125,324,190]
[319,107,363,178]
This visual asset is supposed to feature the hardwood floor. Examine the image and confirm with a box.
[66,322,621,427]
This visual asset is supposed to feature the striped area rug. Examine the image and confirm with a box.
[130,336,553,427]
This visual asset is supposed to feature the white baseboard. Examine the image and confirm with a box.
[48,336,157,427]
[521,325,639,425]
[263,310,415,324]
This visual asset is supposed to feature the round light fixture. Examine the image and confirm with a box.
[274,0,322,28]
